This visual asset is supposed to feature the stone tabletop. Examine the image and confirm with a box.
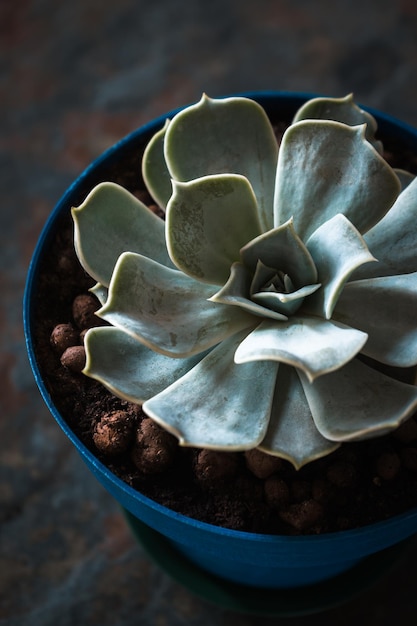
[3,0,417,624]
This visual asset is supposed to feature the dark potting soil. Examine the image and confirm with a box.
[31,120,417,536]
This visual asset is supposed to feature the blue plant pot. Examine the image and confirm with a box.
[24,92,417,593]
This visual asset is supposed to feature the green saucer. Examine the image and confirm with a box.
[123,509,408,617]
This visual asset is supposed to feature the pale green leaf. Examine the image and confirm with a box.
[293,93,382,152]
[259,364,340,469]
[99,252,256,357]
[83,326,208,403]
[251,283,320,316]
[143,330,279,450]
[240,218,318,286]
[355,176,417,279]
[394,168,415,191]
[166,174,262,284]
[164,94,278,231]
[234,315,368,382]
[250,259,293,295]
[72,182,174,286]
[142,119,172,210]
[333,272,417,367]
[274,120,401,240]
[89,283,108,306]
[305,214,376,319]
[210,262,289,321]
[300,358,417,441]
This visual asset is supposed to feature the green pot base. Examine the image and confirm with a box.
[124,508,408,617]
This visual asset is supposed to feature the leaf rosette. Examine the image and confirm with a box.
[72,94,417,468]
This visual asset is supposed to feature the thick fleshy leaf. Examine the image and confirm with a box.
[305,214,376,319]
[355,176,417,279]
[143,330,279,449]
[395,168,415,191]
[252,283,321,316]
[142,119,172,210]
[164,94,278,231]
[89,283,108,306]
[72,182,174,286]
[210,262,289,321]
[333,272,417,367]
[250,260,292,295]
[99,252,256,357]
[240,218,318,286]
[300,358,417,441]
[259,364,340,469]
[234,316,368,382]
[293,93,382,153]
[274,120,401,240]
[83,326,208,403]
[166,174,262,284]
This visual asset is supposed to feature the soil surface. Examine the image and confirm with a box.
[31,120,417,536]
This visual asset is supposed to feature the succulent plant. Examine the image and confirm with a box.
[72,93,417,469]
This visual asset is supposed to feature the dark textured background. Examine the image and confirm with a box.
[3,0,417,623]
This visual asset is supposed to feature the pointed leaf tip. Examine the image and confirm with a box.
[165,94,278,231]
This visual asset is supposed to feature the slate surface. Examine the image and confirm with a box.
[3,0,417,624]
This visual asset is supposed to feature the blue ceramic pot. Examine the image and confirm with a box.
[24,92,417,590]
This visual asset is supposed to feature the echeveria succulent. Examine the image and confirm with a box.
[72,93,417,469]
